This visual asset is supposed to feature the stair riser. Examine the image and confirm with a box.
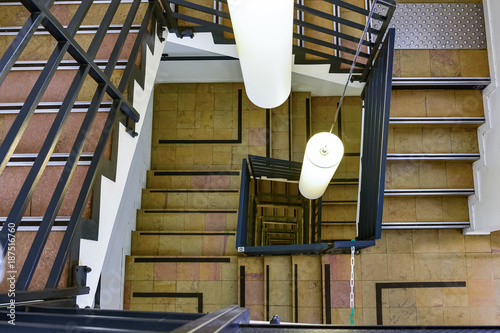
[382,196,469,223]
[136,211,238,232]
[141,191,239,210]
[1,3,149,27]
[387,127,479,154]
[0,165,92,218]
[385,160,474,189]
[0,69,125,103]
[146,171,240,190]
[131,232,237,256]
[1,112,109,154]
[0,231,69,293]
[390,90,484,118]
[0,32,138,63]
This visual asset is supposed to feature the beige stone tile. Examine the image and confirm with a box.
[465,235,491,253]
[442,197,469,221]
[446,162,474,188]
[199,280,222,304]
[387,308,417,325]
[460,50,489,77]
[440,253,467,281]
[177,83,196,93]
[297,305,323,325]
[450,128,479,153]
[158,236,181,255]
[425,91,457,117]
[455,90,484,117]
[419,161,448,189]
[415,288,443,308]
[385,197,416,222]
[388,254,414,281]
[126,258,153,281]
[388,161,419,189]
[388,288,416,308]
[468,279,496,307]
[361,254,387,281]
[430,50,461,77]
[466,253,493,279]
[221,280,238,305]
[134,233,159,255]
[412,230,439,253]
[294,255,321,281]
[414,253,441,281]
[394,91,427,118]
[400,50,431,77]
[417,307,444,325]
[392,50,401,77]
[386,230,413,254]
[393,128,423,153]
[180,236,203,256]
[438,229,465,252]
[442,287,469,307]
[422,128,451,153]
[415,197,443,222]
[469,307,498,325]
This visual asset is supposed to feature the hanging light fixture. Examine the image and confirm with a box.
[298,0,379,200]
[227,0,294,109]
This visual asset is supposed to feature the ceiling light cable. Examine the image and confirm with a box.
[329,0,379,133]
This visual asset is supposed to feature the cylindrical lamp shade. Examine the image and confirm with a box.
[227,0,294,109]
[299,132,344,200]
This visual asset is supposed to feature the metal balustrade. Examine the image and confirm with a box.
[0,0,168,303]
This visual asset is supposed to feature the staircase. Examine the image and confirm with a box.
[0,0,166,306]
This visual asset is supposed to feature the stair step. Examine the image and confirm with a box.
[384,188,474,196]
[124,256,238,313]
[0,101,112,114]
[0,165,91,217]
[386,153,480,161]
[136,209,237,232]
[382,196,469,223]
[238,257,265,321]
[387,126,479,154]
[1,111,108,154]
[141,189,239,210]
[131,231,237,256]
[0,2,149,27]
[385,160,474,189]
[389,117,484,127]
[382,222,470,229]
[320,225,357,241]
[0,216,70,231]
[264,256,293,322]
[391,77,490,90]
[0,230,70,293]
[146,170,240,190]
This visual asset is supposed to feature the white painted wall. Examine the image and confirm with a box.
[76,27,165,308]
[467,0,500,234]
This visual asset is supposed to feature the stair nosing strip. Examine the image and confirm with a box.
[141,209,237,213]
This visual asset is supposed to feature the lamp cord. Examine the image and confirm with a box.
[329,0,379,133]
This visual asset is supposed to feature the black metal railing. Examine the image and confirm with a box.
[357,28,395,241]
[162,0,396,79]
[0,0,168,302]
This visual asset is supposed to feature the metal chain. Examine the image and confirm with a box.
[350,245,355,325]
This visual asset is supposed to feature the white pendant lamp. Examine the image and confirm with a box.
[298,0,379,200]
[227,0,294,109]
[299,132,344,199]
